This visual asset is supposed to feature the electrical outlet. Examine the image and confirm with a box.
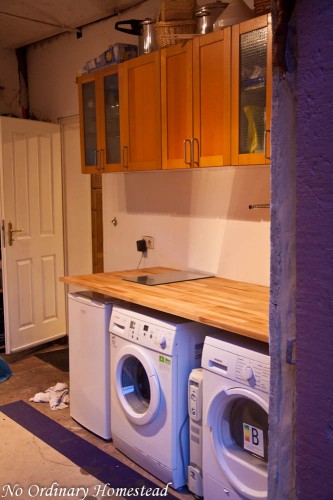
[142,236,154,249]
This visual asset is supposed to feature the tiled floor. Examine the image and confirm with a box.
[0,340,194,500]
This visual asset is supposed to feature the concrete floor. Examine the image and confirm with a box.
[0,340,194,500]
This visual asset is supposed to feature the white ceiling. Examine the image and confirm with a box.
[0,0,147,50]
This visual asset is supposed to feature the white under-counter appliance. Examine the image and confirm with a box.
[109,304,212,490]
[68,291,119,439]
[202,335,270,499]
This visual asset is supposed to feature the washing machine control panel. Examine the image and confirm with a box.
[235,356,270,393]
[110,307,177,355]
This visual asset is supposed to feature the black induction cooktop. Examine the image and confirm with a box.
[123,270,214,286]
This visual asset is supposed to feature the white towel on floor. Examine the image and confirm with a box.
[29,382,69,410]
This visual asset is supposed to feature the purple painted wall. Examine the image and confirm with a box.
[268,3,297,495]
[296,0,333,497]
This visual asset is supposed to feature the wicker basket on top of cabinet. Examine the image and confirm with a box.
[156,0,196,49]
[254,0,272,15]
[159,0,196,21]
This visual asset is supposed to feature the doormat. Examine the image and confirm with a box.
[35,347,69,372]
[0,401,177,499]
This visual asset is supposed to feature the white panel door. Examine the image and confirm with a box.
[0,117,66,353]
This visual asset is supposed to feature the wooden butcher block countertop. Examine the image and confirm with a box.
[60,267,269,343]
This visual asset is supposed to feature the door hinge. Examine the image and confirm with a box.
[286,338,296,365]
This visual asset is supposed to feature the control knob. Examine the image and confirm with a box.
[243,365,254,381]
[159,335,167,349]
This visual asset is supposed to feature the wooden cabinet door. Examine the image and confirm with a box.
[193,29,231,168]
[161,41,193,169]
[78,66,124,173]
[119,52,161,171]
[231,14,272,165]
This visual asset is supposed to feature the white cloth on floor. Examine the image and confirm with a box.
[29,382,69,410]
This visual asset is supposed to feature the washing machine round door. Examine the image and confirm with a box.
[114,344,160,426]
[207,387,269,499]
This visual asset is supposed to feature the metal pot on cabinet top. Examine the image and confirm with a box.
[195,1,228,34]
[115,18,157,55]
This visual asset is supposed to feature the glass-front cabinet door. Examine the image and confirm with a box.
[100,70,121,168]
[81,79,97,169]
[78,66,124,173]
[231,14,272,165]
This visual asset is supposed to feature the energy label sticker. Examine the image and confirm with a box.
[159,355,171,368]
[243,423,264,458]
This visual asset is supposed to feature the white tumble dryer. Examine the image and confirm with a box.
[202,335,270,500]
[109,304,209,490]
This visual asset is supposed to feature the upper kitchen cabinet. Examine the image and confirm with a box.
[160,41,193,169]
[78,65,124,173]
[118,51,161,171]
[161,29,231,169]
[192,28,231,168]
[231,14,272,165]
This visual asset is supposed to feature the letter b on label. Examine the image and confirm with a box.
[251,427,259,446]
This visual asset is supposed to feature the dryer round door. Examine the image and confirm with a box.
[206,386,269,499]
[114,344,160,426]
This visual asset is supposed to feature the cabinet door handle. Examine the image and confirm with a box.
[94,149,101,169]
[264,130,271,160]
[122,146,128,169]
[100,148,105,171]
[192,137,200,167]
[183,139,192,167]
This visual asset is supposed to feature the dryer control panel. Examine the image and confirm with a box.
[202,335,270,394]
[235,356,270,393]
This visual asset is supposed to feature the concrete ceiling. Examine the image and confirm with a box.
[0,0,147,49]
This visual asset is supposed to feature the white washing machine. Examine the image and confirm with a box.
[109,304,210,490]
[202,335,270,499]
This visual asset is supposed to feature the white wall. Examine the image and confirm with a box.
[103,166,270,285]
[20,0,269,286]
[61,116,93,292]
[26,0,160,122]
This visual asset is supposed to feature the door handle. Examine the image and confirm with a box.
[264,130,271,160]
[191,137,200,167]
[8,221,24,246]
[183,139,192,167]
[95,149,101,170]
[122,146,129,169]
[100,148,105,171]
